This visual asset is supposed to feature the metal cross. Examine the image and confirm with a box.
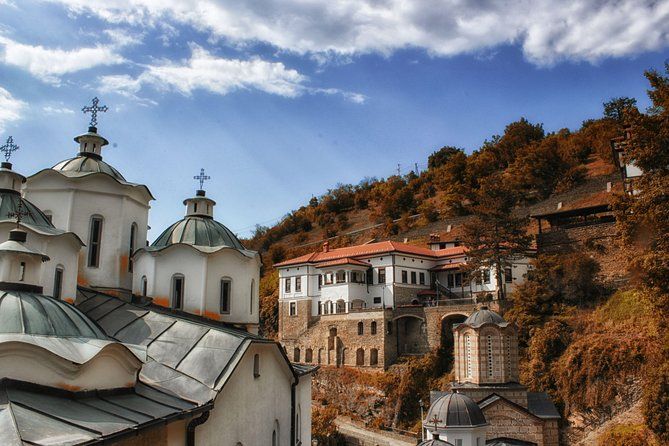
[194,168,210,190]
[8,200,31,229]
[427,413,442,431]
[0,136,19,163]
[82,97,108,128]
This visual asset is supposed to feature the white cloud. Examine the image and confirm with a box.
[0,87,26,133]
[42,105,75,114]
[43,0,669,65]
[99,45,364,102]
[0,36,126,84]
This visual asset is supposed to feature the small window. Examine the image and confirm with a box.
[293,347,300,362]
[483,269,491,284]
[370,321,377,335]
[356,348,364,366]
[250,279,255,314]
[336,271,346,283]
[378,267,386,284]
[289,301,297,316]
[410,271,417,284]
[19,262,25,281]
[419,272,426,285]
[220,279,231,313]
[171,275,184,310]
[455,272,462,287]
[253,354,260,378]
[447,273,454,288]
[317,303,322,315]
[295,276,301,292]
[401,270,408,283]
[456,440,463,446]
[305,348,313,363]
[370,348,378,366]
[53,267,64,300]
[366,268,373,284]
[128,223,137,272]
[141,275,148,297]
[318,275,322,289]
[504,267,513,283]
[357,321,364,335]
[285,277,291,293]
[387,321,393,334]
[88,216,103,267]
[373,296,381,304]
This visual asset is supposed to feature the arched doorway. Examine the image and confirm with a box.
[395,315,429,355]
[440,313,468,367]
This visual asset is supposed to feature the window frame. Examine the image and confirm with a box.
[87,216,104,268]
[53,266,64,300]
[289,301,297,316]
[295,276,302,292]
[171,274,185,310]
[220,278,232,314]
[410,271,417,284]
[284,277,291,293]
[419,272,426,285]
[128,222,137,272]
[401,270,408,284]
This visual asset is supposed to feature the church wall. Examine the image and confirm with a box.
[195,343,299,446]
[295,372,313,446]
[481,401,549,446]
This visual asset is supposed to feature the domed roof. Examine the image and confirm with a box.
[52,154,126,181]
[151,215,246,251]
[463,307,507,327]
[425,392,487,427]
[0,191,56,229]
[0,291,107,339]
[418,439,454,446]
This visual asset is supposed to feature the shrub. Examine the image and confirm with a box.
[597,423,658,446]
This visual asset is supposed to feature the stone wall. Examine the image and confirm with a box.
[482,400,548,446]
[394,285,420,306]
[279,299,312,340]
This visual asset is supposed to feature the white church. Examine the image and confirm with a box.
[0,99,314,446]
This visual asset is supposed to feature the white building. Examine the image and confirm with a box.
[276,239,531,316]
[25,123,154,295]
[133,187,261,332]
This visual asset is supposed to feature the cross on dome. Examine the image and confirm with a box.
[8,200,32,229]
[427,413,442,430]
[0,136,19,163]
[82,97,108,128]
[194,168,211,191]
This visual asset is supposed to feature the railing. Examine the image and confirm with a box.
[430,297,476,307]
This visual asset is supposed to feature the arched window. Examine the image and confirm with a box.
[305,348,313,363]
[220,278,232,314]
[318,348,323,364]
[487,335,494,378]
[370,348,378,366]
[141,275,148,297]
[357,321,364,335]
[53,266,64,300]
[171,274,184,310]
[128,222,137,272]
[356,348,365,366]
[370,321,377,335]
[465,334,472,378]
[272,420,280,446]
[87,216,103,267]
[293,347,300,362]
[253,353,260,378]
[250,279,255,314]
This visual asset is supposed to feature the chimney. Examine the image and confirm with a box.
[403,238,409,243]
[446,224,452,233]
[606,182,612,192]
[429,233,440,242]
[557,202,563,210]
[323,241,329,253]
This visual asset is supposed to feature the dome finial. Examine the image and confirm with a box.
[0,135,19,165]
[193,168,211,194]
[81,96,108,131]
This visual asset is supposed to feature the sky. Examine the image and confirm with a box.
[0,1,668,239]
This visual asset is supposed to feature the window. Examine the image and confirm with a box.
[378,267,386,284]
[387,321,393,334]
[295,276,301,292]
[19,262,25,281]
[487,335,494,378]
[370,348,378,366]
[253,354,260,378]
[356,348,364,366]
[284,277,291,293]
[250,279,255,314]
[171,275,184,310]
[220,279,231,313]
[305,348,313,363]
[370,321,377,335]
[318,275,322,289]
[483,269,491,284]
[455,273,462,287]
[401,270,408,283]
[366,268,373,284]
[317,303,322,315]
[336,271,346,283]
[53,267,63,300]
[410,271,417,284]
[419,272,426,285]
[88,216,103,267]
[465,334,472,378]
[447,273,454,288]
[289,301,297,316]
[357,321,364,335]
[128,223,137,272]
[456,440,463,446]
[504,267,513,283]
[373,297,381,304]
[141,275,148,297]
[293,347,300,362]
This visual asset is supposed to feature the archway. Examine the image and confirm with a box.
[440,313,468,368]
[394,315,429,355]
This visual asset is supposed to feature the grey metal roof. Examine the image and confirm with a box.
[527,392,561,419]
[149,215,246,251]
[292,363,319,377]
[418,439,454,446]
[487,438,538,446]
[0,380,207,446]
[0,237,50,261]
[425,392,487,428]
[53,155,126,181]
[462,307,508,328]
[0,191,56,229]
[0,291,107,339]
[75,288,264,405]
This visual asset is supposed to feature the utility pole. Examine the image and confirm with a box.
[396,163,401,176]
[414,162,419,174]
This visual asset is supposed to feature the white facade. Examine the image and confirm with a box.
[425,427,488,446]
[25,129,153,294]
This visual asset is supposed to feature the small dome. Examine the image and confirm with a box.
[0,191,55,229]
[425,392,487,428]
[463,307,507,327]
[53,155,126,181]
[151,216,245,250]
[0,291,107,339]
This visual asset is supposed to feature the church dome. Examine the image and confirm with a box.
[0,190,56,229]
[151,215,246,250]
[463,306,507,327]
[52,154,126,182]
[0,291,107,339]
[425,392,487,428]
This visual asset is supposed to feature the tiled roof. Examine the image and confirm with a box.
[315,257,371,268]
[275,241,467,267]
[430,262,465,272]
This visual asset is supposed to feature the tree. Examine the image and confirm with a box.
[428,146,464,169]
[461,174,532,300]
[603,96,638,122]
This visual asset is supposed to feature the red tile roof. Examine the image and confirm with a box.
[274,241,467,267]
[430,262,465,272]
[315,258,371,268]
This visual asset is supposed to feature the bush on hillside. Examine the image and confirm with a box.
[597,423,659,446]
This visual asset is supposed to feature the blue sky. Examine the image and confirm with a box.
[0,0,668,239]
